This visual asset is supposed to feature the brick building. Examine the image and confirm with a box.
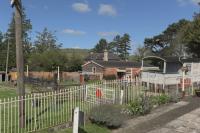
[82,50,150,80]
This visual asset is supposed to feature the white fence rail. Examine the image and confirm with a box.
[0,80,143,133]
[142,72,200,85]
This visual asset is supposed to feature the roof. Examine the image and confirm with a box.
[143,56,181,63]
[85,53,120,61]
[181,58,200,63]
[92,61,154,69]
[143,56,200,63]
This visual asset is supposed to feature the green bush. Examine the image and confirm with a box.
[89,105,125,129]
[127,95,153,116]
[151,94,171,105]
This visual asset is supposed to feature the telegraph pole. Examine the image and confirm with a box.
[11,0,25,128]
[5,36,10,82]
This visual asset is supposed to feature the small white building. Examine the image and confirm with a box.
[141,56,200,90]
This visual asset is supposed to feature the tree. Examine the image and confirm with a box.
[183,16,200,57]
[93,38,108,52]
[118,34,131,60]
[0,31,6,71]
[5,7,32,69]
[131,45,149,61]
[67,50,83,72]
[108,35,121,54]
[144,19,190,57]
[34,28,61,53]
[28,50,68,71]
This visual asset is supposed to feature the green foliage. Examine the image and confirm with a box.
[89,105,125,129]
[151,94,171,106]
[93,39,108,53]
[33,28,61,53]
[0,7,32,71]
[28,50,68,71]
[144,19,190,57]
[92,34,132,60]
[183,16,200,58]
[127,95,153,116]
[118,34,131,60]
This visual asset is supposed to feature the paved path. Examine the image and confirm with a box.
[113,97,200,133]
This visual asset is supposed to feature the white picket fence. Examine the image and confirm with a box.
[0,80,144,133]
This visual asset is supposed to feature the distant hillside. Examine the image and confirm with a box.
[61,48,90,59]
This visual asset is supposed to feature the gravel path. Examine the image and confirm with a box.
[113,97,200,133]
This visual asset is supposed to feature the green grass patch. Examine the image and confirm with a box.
[0,83,17,98]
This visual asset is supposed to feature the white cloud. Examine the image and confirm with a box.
[98,4,117,16]
[72,3,91,13]
[97,31,119,37]
[177,0,200,5]
[62,29,86,35]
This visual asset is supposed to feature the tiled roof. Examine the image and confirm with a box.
[143,56,200,63]
[94,61,153,68]
[85,53,120,61]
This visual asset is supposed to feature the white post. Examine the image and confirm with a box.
[191,63,194,95]
[120,90,124,105]
[131,68,133,82]
[163,61,166,74]
[182,70,185,92]
[147,73,150,90]
[141,59,144,71]
[57,66,60,82]
[73,107,79,133]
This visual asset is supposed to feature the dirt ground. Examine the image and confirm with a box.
[113,96,200,133]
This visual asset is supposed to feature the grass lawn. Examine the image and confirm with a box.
[0,83,17,98]
[36,123,111,133]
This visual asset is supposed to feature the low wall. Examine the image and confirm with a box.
[9,71,80,82]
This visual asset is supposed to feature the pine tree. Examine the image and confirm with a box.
[6,7,32,69]
[118,34,131,60]
[34,28,61,53]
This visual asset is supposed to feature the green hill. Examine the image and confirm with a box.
[61,48,90,58]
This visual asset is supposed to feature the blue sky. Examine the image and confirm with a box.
[0,0,199,52]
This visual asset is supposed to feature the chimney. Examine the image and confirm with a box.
[103,49,108,61]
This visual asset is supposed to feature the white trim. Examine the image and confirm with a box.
[82,61,104,68]
[142,56,166,62]
[82,61,91,67]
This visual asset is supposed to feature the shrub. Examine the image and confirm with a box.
[127,95,153,116]
[89,105,125,129]
[151,94,171,106]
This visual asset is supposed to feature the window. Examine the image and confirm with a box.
[92,67,96,74]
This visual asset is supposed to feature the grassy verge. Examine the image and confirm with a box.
[0,83,17,98]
